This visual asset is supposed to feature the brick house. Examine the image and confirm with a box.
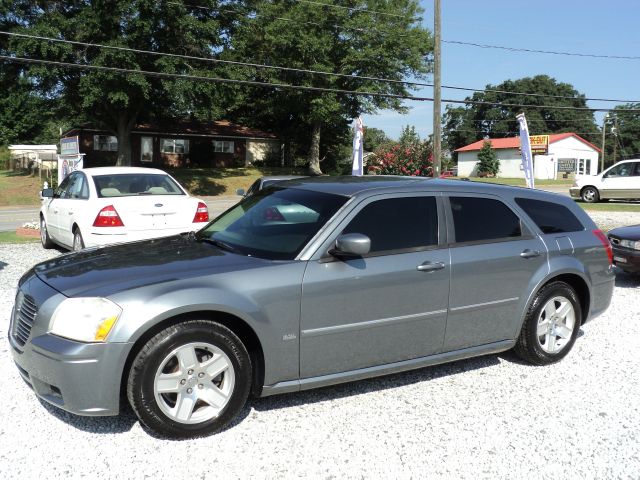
[61,120,281,169]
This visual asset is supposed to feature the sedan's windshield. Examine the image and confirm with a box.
[198,188,348,260]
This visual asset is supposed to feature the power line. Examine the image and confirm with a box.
[4,30,640,105]
[444,40,640,61]
[0,54,429,101]
[454,129,601,136]
[4,54,640,113]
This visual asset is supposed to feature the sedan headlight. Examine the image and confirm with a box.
[620,239,640,251]
[50,298,122,342]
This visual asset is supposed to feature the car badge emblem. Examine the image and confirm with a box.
[155,203,163,207]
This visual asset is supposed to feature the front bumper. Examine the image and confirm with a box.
[9,329,131,416]
[8,273,132,416]
[610,245,640,272]
[569,187,581,199]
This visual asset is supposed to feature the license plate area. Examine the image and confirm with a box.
[614,255,627,263]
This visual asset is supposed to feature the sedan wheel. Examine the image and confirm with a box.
[40,216,54,249]
[581,186,600,203]
[514,281,582,365]
[127,320,251,438]
[72,230,85,251]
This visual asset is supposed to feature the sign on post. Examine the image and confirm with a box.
[516,113,535,189]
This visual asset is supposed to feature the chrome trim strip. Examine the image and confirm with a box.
[301,309,447,338]
[449,297,519,313]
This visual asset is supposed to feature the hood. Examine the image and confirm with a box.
[34,235,270,297]
[608,224,640,241]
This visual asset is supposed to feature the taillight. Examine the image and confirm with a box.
[93,205,124,227]
[263,207,285,221]
[193,202,209,223]
[592,229,613,265]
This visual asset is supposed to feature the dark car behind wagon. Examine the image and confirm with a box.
[9,176,615,437]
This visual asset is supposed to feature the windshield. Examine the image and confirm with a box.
[93,174,185,197]
[198,187,348,260]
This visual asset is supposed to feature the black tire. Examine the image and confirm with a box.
[127,320,251,438]
[580,186,600,203]
[514,281,582,366]
[72,229,85,251]
[40,215,55,249]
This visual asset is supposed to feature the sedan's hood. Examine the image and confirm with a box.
[608,224,640,241]
[34,235,271,297]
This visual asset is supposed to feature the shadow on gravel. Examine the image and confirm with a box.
[614,268,640,289]
[250,354,501,414]
[39,399,137,434]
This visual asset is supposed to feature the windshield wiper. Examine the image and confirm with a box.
[198,237,239,253]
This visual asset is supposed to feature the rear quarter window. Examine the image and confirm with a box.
[515,197,584,234]
[449,197,521,243]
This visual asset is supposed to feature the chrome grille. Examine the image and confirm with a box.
[12,292,38,347]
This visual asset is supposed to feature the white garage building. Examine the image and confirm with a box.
[455,133,600,179]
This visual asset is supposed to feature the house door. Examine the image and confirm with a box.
[141,137,154,163]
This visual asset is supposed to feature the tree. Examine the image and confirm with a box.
[227,0,432,174]
[442,75,599,160]
[363,127,391,152]
[6,1,232,165]
[476,140,499,177]
[398,125,420,146]
[605,104,640,165]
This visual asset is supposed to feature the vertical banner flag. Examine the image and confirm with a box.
[516,113,535,189]
[351,117,364,176]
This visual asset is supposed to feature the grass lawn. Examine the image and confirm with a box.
[0,167,306,206]
[0,231,40,243]
[0,170,46,206]
[578,202,640,212]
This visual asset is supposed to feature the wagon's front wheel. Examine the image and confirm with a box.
[127,320,251,438]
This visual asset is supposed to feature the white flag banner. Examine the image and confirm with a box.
[516,113,535,189]
[351,117,364,176]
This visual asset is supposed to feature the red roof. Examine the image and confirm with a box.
[455,133,600,153]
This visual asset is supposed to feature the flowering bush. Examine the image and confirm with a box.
[367,141,434,177]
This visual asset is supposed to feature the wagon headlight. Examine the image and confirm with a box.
[620,239,640,250]
[50,298,122,342]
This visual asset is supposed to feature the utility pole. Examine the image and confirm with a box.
[600,113,609,173]
[432,0,441,177]
[612,115,618,164]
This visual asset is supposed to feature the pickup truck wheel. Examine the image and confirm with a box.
[127,320,251,438]
[514,281,582,366]
[581,186,600,203]
[40,216,54,249]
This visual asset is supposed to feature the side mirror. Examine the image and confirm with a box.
[235,188,246,196]
[41,188,54,198]
[331,233,371,257]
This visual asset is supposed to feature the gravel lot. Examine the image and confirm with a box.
[1,222,639,478]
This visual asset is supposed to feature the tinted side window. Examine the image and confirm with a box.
[515,198,584,234]
[55,176,71,197]
[342,197,438,253]
[450,197,521,243]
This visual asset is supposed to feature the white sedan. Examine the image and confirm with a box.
[570,158,640,203]
[40,167,210,250]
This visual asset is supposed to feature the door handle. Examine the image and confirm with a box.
[416,261,445,272]
[520,249,541,259]
[68,211,74,215]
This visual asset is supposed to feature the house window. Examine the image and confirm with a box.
[213,140,234,153]
[161,139,189,154]
[93,135,118,151]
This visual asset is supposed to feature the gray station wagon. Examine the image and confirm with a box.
[9,177,615,437]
